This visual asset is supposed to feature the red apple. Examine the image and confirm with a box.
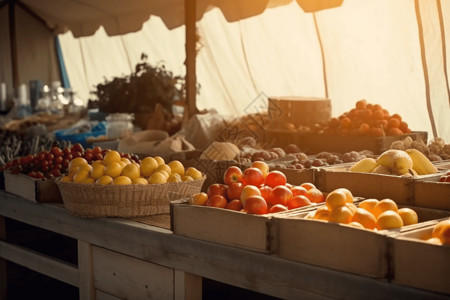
[227,182,244,200]
[206,195,227,208]
[240,185,262,205]
[251,161,269,178]
[290,186,308,197]
[264,170,287,188]
[223,166,243,185]
[226,199,243,211]
[242,167,265,186]
[207,183,228,198]
[244,195,268,215]
[269,204,289,213]
[268,185,293,207]
[287,195,312,210]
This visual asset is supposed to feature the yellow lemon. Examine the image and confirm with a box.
[121,163,140,180]
[168,160,185,176]
[112,176,132,185]
[358,199,379,214]
[96,175,113,185]
[167,174,182,182]
[91,160,104,167]
[68,157,88,172]
[90,164,106,179]
[103,150,121,165]
[325,189,347,210]
[132,177,148,185]
[148,172,167,184]
[105,162,123,178]
[73,170,90,183]
[140,157,158,177]
[80,177,95,184]
[328,206,353,224]
[397,208,418,226]
[154,156,165,166]
[182,175,194,182]
[373,199,398,218]
[156,164,172,176]
[120,157,131,165]
[60,176,72,182]
[185,167,202,180]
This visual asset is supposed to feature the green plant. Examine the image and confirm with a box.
[95,53,186,114]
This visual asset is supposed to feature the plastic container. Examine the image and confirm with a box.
[106,113,134,139]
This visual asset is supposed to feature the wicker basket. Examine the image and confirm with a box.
[56,176,206,218]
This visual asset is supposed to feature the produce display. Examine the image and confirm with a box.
[390,136,450,161]
[425,219,450,245]
[348,148,439,176]
[307,192,419,230]
[189,163,324,214]
[298,99,412,137]
[60,150,202,185]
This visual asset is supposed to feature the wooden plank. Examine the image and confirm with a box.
[0,240,78,286]
[0,216,6,300]
[96,289,122,300]
[174,270,202,300]
[92,246,174,299]
[78,241,95,300]
[0,191,447,300]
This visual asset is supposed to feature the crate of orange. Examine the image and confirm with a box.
[389,218,450,295]
[271,189,450,279]
[56,150,206,218]
[296,100,428,154]
[171,163,325,253]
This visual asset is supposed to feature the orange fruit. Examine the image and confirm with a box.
[348,221,365,229]
[328,206,353,224]
[103,150,121,165]
[372,199,398,218]
[345,202,358,215]
[334,188,354,203]
[432,219,450,238]
[326,189,348,209]
[436,221,450,245]
[105,162,123,178]
[397,208,418,226]
[300,182,316,191]
[112,176,132,185]
[358,199,379,214]
[80,177,95,184]
[376,210,403,230]
[60,176,72,182]
[313,206,330,221]
[185,167,203,180]
[351,208,377,229]
[154,156,165,166]
[73,170,90,183]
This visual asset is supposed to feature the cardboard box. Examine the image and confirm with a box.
[315,167,416,205]
[414,174,450,211]
[170,200,273,253]
[390,218,450,295]
[4,171,63,203]
[297,131,428,155]
[272,206,450,279]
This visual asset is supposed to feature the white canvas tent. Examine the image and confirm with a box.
[0,0,449,141]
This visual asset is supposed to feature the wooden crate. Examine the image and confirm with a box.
[390,218,450,295]
[272,206,450,279]
[413,174,450,211]
[4,171,62,203]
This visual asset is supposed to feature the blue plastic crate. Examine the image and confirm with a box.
[54,122,106,148]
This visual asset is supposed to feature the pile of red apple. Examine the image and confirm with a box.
[439,171,450,183]
[190,162,325,215]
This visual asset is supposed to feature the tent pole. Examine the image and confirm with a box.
[8,0,19,89]
[185,0,198,118]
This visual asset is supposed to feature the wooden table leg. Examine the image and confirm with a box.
[174,270,202,300]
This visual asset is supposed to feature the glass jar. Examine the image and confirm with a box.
[106,113,134,139]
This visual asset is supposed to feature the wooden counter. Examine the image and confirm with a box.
[0,191,448,299]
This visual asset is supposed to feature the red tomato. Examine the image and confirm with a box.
[287,195,312,210]
[264,170,287,188]
[269,204,288,213]
[244,195,268,215]
[268,185,293,207]
[259,185,272,201]
[242,167,265,186]
[206,195,227,208]
[227,182,244,201]
[226,199,243,211]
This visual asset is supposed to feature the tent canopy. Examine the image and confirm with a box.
[0,0,449,141]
